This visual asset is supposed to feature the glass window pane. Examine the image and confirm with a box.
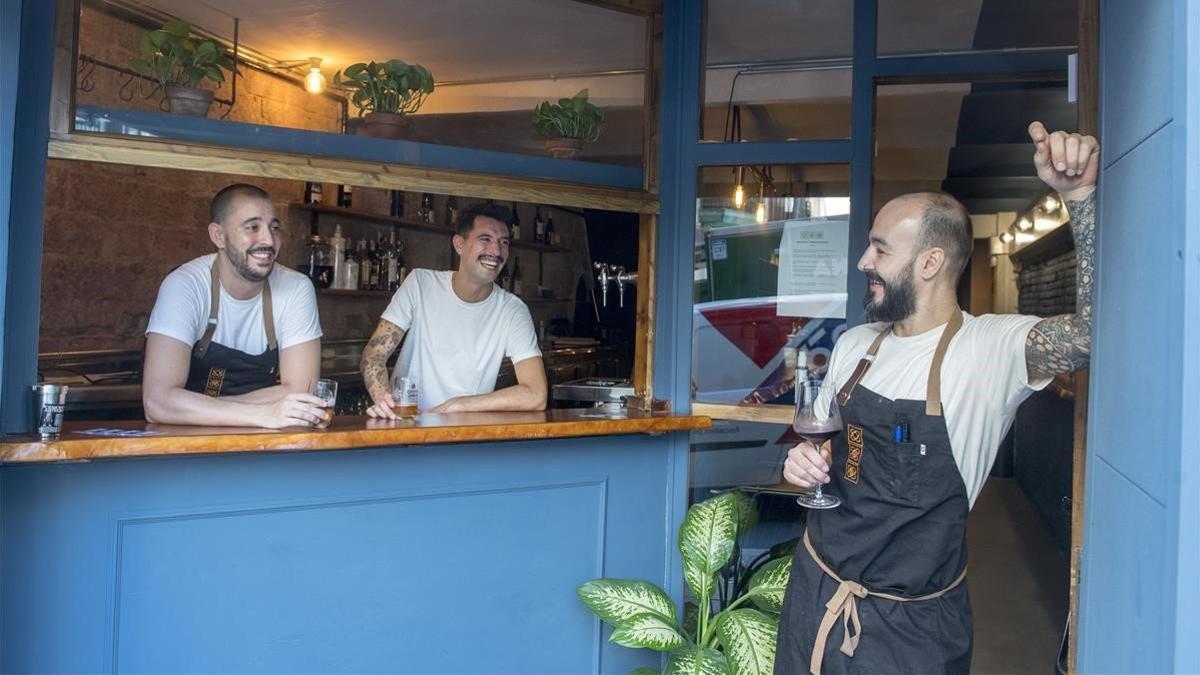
[877,0,1078,56]
[702,0,853,141]
[693,164,851,406]
[73,1,645,166]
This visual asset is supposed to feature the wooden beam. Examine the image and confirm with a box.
[690,402,793,425]
[561,0,660,17]
[632,11,662,405]
[49,0,79,136]
[1068,1,1098,673]
[47,132,660,214]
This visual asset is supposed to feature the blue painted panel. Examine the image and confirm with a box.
[1090,126,1180,501]
[76,106,643,190]
[1101,0,1173,161]
[847,0,877,330]
[1078,458,1171,674]
[874,50,1069,79]
[0,0,23,442]
[1,0,53,433]
[1,435,682,673]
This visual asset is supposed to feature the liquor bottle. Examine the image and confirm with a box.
[384,230,401,290]
[420,193,435,224]
[545,213,556,246]
[304,181,323,204]
[446,195,459,228]
[510,202,521,240]
[511,256,523,296]
[534,207,545,244]
[337,184,353,208]
[366,239,380,290]
[343,240,360,290]
[389,190,405,219]
[356,239,370,289]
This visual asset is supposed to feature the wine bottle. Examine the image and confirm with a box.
[534,207,545,244]
[389,190,405,218]
[510,203,522,240]
[337,184,353,208]
[420,193,435,224]
[545,212,556,246]
[446,195,459,228]
[511,256,523,296]
[304,181,323,204]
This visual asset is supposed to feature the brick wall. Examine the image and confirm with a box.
[1017,249,1076,317]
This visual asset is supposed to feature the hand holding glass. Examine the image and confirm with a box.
[314,378,338,429]
[793,378,843,509]
[391,375,419,418]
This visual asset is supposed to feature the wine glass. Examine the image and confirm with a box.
[792,378,843,509]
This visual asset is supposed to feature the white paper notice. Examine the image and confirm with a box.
[776,217,849,318]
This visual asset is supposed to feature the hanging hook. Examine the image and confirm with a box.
[77,57,97,93]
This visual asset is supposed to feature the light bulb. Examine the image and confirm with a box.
[1017,217,1033,232]
[999,231,1013,244]
[1042,195,1059,212]
[303,58,325,94]
[733,184,745,208]
[755,201,766,224]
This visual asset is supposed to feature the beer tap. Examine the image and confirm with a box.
[593,262,639,308]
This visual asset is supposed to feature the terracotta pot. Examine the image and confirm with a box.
[545,137,583,159]
[164,86,214,117]
[363,111,409,139]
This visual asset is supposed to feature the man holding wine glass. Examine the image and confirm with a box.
[775,122,1098,675]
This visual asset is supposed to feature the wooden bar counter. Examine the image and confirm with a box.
[0,410,709,674]
[0,408,710,463]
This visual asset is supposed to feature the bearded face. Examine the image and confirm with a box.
[862,256,917,323]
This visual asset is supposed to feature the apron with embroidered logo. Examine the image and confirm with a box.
[184,261,280,397]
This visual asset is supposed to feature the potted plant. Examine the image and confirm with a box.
[129,19,234,117]
[576,491,794,674]
[334,60,435,139]
[532,89,606,159]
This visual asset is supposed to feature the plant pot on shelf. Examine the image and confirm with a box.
[164,85,215,117]
[545,137,583,159]
[363,112,409,139]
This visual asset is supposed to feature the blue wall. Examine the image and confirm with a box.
[1079,0,1200,670]
[1,435,687,673]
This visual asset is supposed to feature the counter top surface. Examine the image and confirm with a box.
[0,409,710,464]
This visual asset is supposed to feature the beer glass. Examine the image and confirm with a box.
[390,374,419,418]
[793,378,843,509]
[314,379,338,429]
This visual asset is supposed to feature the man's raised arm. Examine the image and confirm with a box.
[1024,121,1099,380]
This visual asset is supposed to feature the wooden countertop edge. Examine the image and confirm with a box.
[0,415,712,464]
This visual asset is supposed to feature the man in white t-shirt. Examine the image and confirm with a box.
[774,122,1099,674]
[143,184,326,429]
[360,202,547,416]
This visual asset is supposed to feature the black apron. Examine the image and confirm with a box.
[776,311,972,675]
[183,260,280,397]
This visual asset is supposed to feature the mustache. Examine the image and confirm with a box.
[248,247,276,256]
[864,270,885,285]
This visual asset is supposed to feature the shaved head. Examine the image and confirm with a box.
[904,192,973,278]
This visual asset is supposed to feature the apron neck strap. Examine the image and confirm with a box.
[924,309,963,417]
[836,327,890,407]
[195,258,278,358]
[835,310,964,417]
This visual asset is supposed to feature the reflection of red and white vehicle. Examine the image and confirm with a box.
[690,296,848,491]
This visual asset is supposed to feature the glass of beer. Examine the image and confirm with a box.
[314,378,338,429]
[391,375,419,418]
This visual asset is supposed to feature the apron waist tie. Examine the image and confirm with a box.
[804,530,968,675]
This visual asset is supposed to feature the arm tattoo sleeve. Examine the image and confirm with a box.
[1025,193,1096,378]
[360,325,404,400]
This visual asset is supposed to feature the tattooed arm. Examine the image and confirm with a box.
[1023,122,1100,380]
[360,318,406,419]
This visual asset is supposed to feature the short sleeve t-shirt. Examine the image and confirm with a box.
[146,253,323,353]
[381,269,541,410]
[820,312,1051,507]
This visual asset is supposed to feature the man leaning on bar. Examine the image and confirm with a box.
[142,184,327,429]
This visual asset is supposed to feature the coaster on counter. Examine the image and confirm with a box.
[77,428,162,437]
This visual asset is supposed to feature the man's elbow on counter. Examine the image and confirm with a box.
[142,394,166,424]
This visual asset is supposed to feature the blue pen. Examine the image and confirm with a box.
[894,424,903,442]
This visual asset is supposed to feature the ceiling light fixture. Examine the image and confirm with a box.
[1016,217,1033,232]
[733,166,745,208]
[754,182,767,224]
[999,231,1014,244]
[303,57,325,94]
[1042,194,1059,212]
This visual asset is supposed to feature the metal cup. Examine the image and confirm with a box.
[32,383,69,440]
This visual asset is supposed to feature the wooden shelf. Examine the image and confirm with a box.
[522,297,572,303]
[315,288,394,298]
[292,203,565,253]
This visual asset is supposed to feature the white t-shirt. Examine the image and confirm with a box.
[820,311,1051,507]
[146,253,323,353]
[381,269,541,409]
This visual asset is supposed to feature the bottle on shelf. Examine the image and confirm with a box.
[356,239,370,290]
[366,238,380,290]
[304,181,323,205]
[510,202,521,240]
[384,229,402,290]
[395,237,408,287]
[337,184,353,208]
[545,212,556,247]
[343,239,360,290]
[389,190,405,219]
[330,224,346,289]
[533,207,545,244]
[511,256,523,296]
[420,193,435,224]
[446,195,459,228]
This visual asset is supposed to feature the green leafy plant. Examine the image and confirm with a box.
[577,491,794,675]
[532,89,606,142]
[333,60,435,116]
[129,19,234,89]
